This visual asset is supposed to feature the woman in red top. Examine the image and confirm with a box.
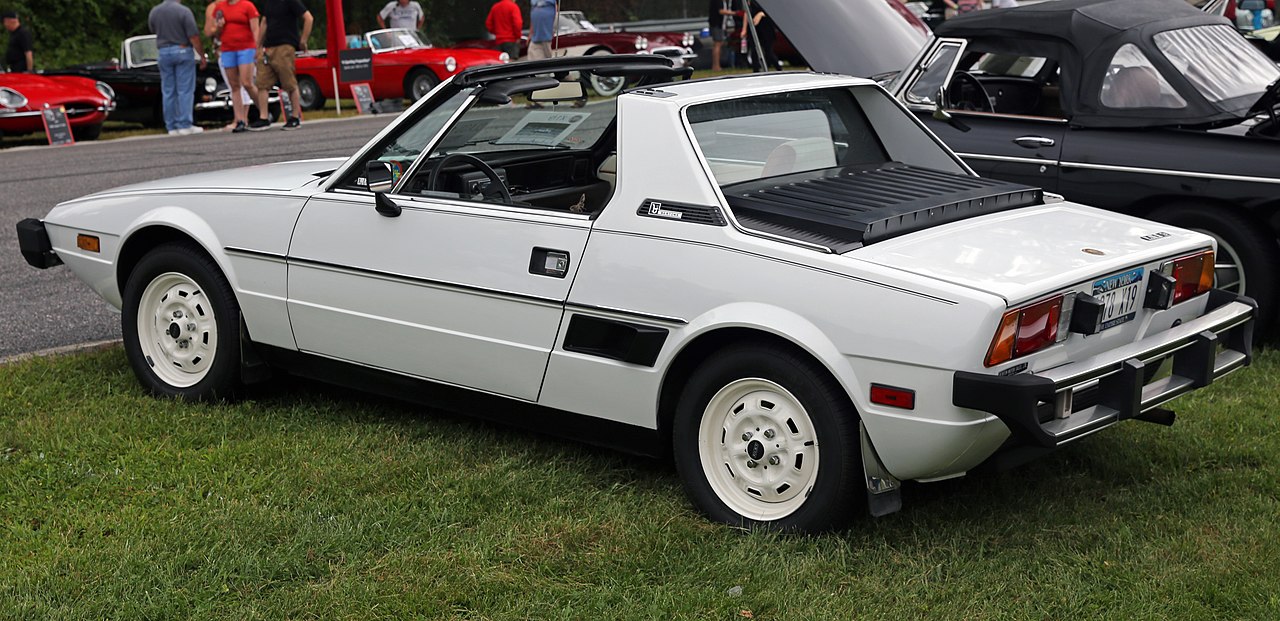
[205,0,262,132]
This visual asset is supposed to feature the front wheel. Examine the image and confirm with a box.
[1149,204,1279,334]
[121,243,242,400]
[672,343,862,532]
[405,68,440,101]
[73,123,102,141]
[297,76,325,111]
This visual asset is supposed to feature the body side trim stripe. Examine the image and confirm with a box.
[588,229,959,305]
[563,302,689,325]
[956,152,1059,166]
[1057,160,1280,185]
[286,255,565,307]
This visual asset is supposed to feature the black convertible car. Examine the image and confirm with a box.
[48,35,279,127]
[767,0,1280,334]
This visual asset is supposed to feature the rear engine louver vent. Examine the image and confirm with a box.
[725,164,1042,252]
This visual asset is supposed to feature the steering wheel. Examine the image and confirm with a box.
[947,71,994,113]
[425,153,512,204]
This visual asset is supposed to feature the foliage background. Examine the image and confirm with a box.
[3,0,704,70]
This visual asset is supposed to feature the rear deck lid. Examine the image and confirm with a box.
[850,203,1212,303]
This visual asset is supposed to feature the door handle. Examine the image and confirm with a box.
[1013,136,1056,149]
[529,247,570,278]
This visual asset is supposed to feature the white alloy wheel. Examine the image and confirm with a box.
[698,378,820,521]
[135,271,219,388]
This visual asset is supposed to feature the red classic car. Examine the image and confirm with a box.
[458,10,696,95]
[0,72,115,141]
[293,29,508,110]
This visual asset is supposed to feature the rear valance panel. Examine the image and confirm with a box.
[723,164,1043,252]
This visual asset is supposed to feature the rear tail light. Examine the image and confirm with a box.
[985,294,1071,367]
[1164,249,1214,305]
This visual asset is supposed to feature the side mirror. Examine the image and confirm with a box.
[933,87,970,133]
[365,160,395,193]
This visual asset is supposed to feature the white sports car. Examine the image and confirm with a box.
[17,55,1255,532]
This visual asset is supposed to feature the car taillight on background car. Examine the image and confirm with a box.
[985,294,1073,367]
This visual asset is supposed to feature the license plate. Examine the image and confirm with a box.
[1093,268,1144,331]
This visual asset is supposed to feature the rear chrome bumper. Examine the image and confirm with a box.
[953,289,1254,448]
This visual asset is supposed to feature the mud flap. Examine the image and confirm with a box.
[861,421,902,517]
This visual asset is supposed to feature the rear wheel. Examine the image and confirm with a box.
[297,75,325,111]
[405,67,440,101]
[672,343,862,532]
[121,243,242,400]
[1149,204,1278,334]
[586,48,627,97]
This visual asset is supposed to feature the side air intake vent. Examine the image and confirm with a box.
[637,199,727,226]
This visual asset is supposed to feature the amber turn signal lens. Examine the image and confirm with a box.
[76,234,100,253]
[985,295,1065,367]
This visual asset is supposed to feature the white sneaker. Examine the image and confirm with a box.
[177,126,205,135]
[168,129,182,135]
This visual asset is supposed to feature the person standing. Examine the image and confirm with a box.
[528,0,557,61]
[150,0,208,135]
[255,0,312,130]
[707,0,739,72]
[485,0,522,60]
[741,7,778,73]
[206,0,262,132]
[377,0,424,31]
[2,10,33,72]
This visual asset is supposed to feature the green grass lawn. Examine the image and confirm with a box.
[2,346,1278,620]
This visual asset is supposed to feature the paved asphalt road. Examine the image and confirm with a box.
[1,115,396,359]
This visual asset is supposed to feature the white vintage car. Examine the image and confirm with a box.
[16,56,1256,532]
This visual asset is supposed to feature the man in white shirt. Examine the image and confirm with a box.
[377,0,424,30]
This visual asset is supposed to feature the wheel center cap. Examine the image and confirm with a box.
[747,440,765,461]
[167,322,181,339]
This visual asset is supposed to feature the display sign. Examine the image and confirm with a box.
[350,83,376,115]
[338,48,374,83]
[41,106,75,147]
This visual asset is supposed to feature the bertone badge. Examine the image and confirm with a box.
[648,201,684,220]
[1082,248,1105,256]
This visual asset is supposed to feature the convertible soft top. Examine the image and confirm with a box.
[936,0,1251,128]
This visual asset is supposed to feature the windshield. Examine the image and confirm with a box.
[557,14,595,34]
[368,29,430,51]
[128,37,159,67]
[1155,24,1279,104]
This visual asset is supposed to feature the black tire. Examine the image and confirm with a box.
[586,48,626,97]
[121,243,242,401]
[405,67,440,101]
[1149,204,1279,334]
[297,75,325,111]
[672,343,863,532]
[73,123,102,141]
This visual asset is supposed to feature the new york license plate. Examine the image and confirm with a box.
[1093,268,1144,331]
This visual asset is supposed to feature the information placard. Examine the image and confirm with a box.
[338,48,374,83]
[350,83,376,115]
[42,106,75,147]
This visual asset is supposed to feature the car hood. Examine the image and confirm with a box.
[755,0,928,78]
[850,202,1211,304]
[85,158,347,197]
[1,73,102,102]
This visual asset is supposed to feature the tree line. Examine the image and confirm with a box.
[6,0,702,70]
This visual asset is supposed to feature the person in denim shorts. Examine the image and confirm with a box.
[206,0,262,132]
